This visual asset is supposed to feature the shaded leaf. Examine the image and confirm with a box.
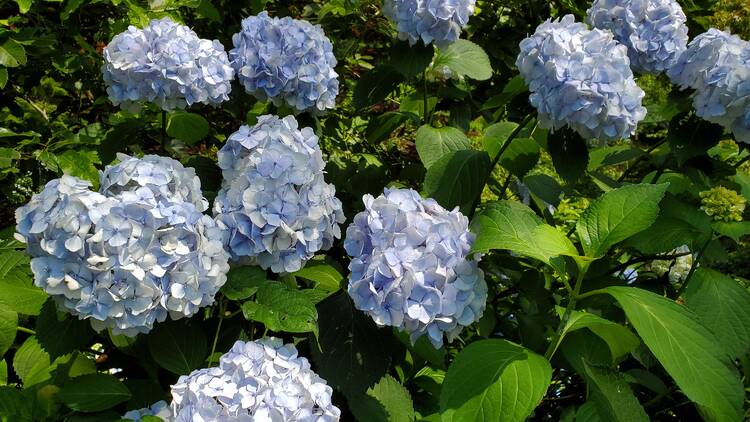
[415,125,470,168]
[147,320,207,375]
[423,150,490,214]
[58,374,131,412]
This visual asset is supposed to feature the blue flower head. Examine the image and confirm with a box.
[15,156,230,336]
[587,0,689,74]
[383,0,475,49]
[668,29,750,143]
[170,338,340,421]
[229,12,339,113]
[213,115,345,273]
[103,17,234,111]
[516,15,647,142]
[344,188,487,348]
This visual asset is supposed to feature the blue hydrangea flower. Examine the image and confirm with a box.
[344,188,487,348]
[15,156,230,336]
[587,0,688,74]
[171,338,341,421]
[668,29,750,143]
[213,115,345,273]
[103,17,234,112]
[124,401,172,422]
[516,15,647,142]
[383,0,475,49]
[229,12,338,112]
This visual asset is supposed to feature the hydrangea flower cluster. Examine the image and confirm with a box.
[344,188,487,348]
[229,12,339,112]
[213,115,345,273]
[667,29,750,143]
[124,400,171,421]
[15,155,230,336]
[516,15,647,142]
[103,17,234,112]
[699,185,747,222]
[170,338,340,421]
[383,0,475,49]
[586,0,688,74]
[650,245,693,283]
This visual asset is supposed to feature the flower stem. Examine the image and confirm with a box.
[207,299,226,367]
[17,326,36,335]
[544,262,591,360]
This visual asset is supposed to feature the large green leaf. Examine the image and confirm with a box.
[482,121,519,158]
[626,195,712,254]
[166,112,210,145]
[0,39,26,68]
[440,339,552,422]
[552,307,639,361]
[241,282,318,334]
[220,265,268,301]
[353,66,404,110]
[415,125,470,169]
[576,184,668,258]
[433,40,492,80]
[13,337,52,387]
[471,201,577,267]
[388,41,434,77]
[0,304,16,356]
[349,374,415,422]
[35,300,94,359]
[604,286,744,421]
[499,138,540,178]
[423,150,490,214]
[58,374,131,412]
[293,261,344,293]
[366,112,417,143]
[683,268,750,358]
[309,293,398,394]
[583,361,649,422]
[547,128,588,184]
[147,320,207,375]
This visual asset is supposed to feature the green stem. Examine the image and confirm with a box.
[468,115,534,219]
[17,326,35,335]
[544,263,591,360]
[422,70,429,125]
[207,300,226,367]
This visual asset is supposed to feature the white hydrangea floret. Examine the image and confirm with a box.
[15,155,230,336]
[171,338,341,421]
[124,400,172,421]
[344,188,487,348]
[383,0,475,49]
[213,115,345,273]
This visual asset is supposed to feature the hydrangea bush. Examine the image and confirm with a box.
[3,1,750,421]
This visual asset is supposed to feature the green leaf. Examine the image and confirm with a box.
[499,138,540,178]
[423,150,490,214]
[293,261,343,293]
[399,92,437,119]
[0,67,7,89]
[433,40,492,81]
[388,41,434,77]
[552,307,639,361]
[604,286,744,421]
[0,252,47,315]
[587,145,643,171]
[471,201,577,266]
[309,292,398,394]
[583,361,649,422]
[0,304,17,356]
[415,125,470,168]
[349,374,415,422]
[13,337,52,387]
[626,195,712,254]
[668,113,723,165]
[241,282,318,334]
[58,374,131,412]
[523,174,562,207]
[0,147,20,168]
[220,266,268,301]
[482,121,519,158]
[547,128,589,184]
[0,39,27,68]
[0,386,32,420]
[61,0,85,20]
[576,184,668,258]
[576,402,603,422]
[366,112,417,143]
[712,221,750,243]
[14,0,33,13]
[35,300,94,359]
[353,66,404,110]
[440,339,552,422]
[147,320,207,375]
[166,112,210,145]
[683,268,750,358]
